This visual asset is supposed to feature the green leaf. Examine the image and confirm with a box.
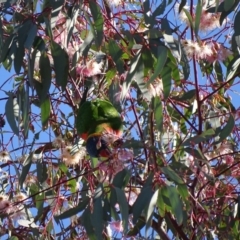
[141,47,154,74]
[167,186,183,225]
[37,162,48,183]
[161,66,171,99]
[66,8,80,48]
[40,97,50,128]
[114,187,129,233]
[182,8,194,30]
[183,129,215,146]
[179,0,187,13]
[19,154,32,187]
[157,189,165,217]
[218,114,235,142]
[18,85,29,138]
[9,237,19,240]
[0,34,15,63]
[132,186,154,223]
[143,0,152,25]
[112,169,131,189]
[56,197,89,220]
[91,184,103,239]
[35,192,44,219]
[161,166,184,184]
[14,38,25,74]
[51,41,69,90]
[153,97,163,132]
[224,0,235,11]
[78,31,94,57]
[147,46,168,86]
[37,51,52,102]
[234,11,240,35]
[24,23,38,50]
[145,189,159,237]
[220,0,239,25]
[152,0,166,18]
[213,61,224,83]
[121,51,142,101]
[177,184,189,201]
[5,93,19,136]
[14,19,33,74]
[68,178,77,193]
[81,207,97,240]
[134,54,152,101]
[180,42,190,79]
[109,39,125,74]
[226,56,240,82]
[194,0,202,36]
[89,1,104,48]
[162,19,180,62]
[127,217,145,236]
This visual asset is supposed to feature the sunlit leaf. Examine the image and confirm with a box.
[40,97,50,128]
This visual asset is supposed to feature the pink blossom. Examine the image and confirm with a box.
[176,3,225,33]
[181,40,231,62]
[110,221,123,233]
[205,42,232,63]
[76,60,103,77]
[117,149,133,161]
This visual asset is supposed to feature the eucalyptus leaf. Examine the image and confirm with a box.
[5,93,19,136]
[51,41,69,90]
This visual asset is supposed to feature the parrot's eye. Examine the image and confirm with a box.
[112,139,123,148]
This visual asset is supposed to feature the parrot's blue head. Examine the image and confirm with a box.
[86,135,111,158]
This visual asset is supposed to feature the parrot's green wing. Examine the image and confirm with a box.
[76,101,95,139]
[76,98,123,139]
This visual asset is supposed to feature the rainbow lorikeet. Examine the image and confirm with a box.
[76,89,123,158]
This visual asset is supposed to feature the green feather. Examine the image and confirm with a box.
[76,98,122,139]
